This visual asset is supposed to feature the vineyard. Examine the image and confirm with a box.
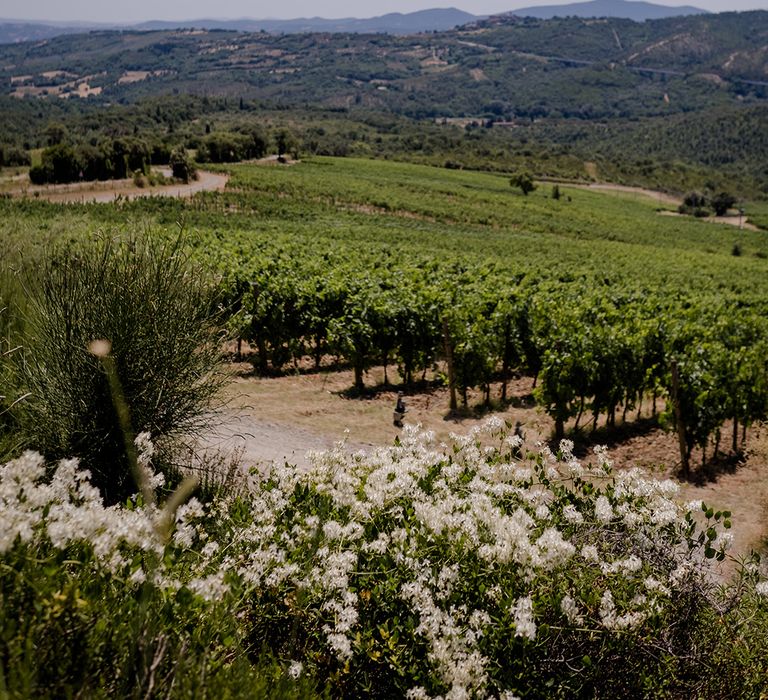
[5,153,768,697]
[4,5,768,692]
[3,156,768,473]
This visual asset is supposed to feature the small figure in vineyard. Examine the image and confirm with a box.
[393,392,407,428]
[512,421,525,458]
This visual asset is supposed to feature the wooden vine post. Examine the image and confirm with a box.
[442,316,457,412]
[670,359,689,477]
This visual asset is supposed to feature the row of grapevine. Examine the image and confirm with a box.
[214,248,768,464]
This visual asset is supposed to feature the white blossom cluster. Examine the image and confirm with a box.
[0,445,222,599]
[209,419,743,698]
[1,420,763,699]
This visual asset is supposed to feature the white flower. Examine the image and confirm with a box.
[187,571,229,602]
[560,594,584,626]
[562,504,584,524]
[469,609,491,631]
[201,541,220,559]
[506,434,523,450]
[129,567,147,586]
[594,495,613,523]
[592,444,613,471]
[644,577,670,596]
[755,581,768,597]
[713,531,734,551]
[288,660,303,679]
[326,632,353,660]
[599,590,616,628]
[512,596,536,641]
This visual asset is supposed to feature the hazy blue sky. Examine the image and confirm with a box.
[2,0,766,23]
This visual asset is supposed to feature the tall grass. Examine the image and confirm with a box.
[17,232,224,503]
[0,268,28,459]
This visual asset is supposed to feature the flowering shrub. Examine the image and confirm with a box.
[2,420,768,697]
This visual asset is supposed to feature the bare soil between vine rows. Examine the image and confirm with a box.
[205,360,768,567]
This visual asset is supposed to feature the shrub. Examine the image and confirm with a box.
[18,234,223,502]
[28,163,51,185]
[712,191,737,217]
[0,450,318,698]
[3,422,767,697]
[679,191,711,217]
[510,171,536,196]
[0,143,30,168]
[170,146,197,183]
[0,274,28,459]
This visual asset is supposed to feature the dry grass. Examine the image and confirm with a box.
[218,360,768,562]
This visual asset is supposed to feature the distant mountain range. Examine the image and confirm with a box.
[0,1,710,44]
[509,0,707,21]
[136,8,478,34]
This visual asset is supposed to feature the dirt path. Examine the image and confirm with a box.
[210,362,768,564]
[659,209,759,232]
[564,182,760,231]
[198,407,372,472]
[571,181,681,207]
[6,170,228,204]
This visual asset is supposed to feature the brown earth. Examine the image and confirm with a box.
[3,169,228,204]
[659,209,759,231]
[566,181,760,231]
[208,359,768,566]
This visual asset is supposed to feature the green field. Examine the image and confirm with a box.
[8,156,766,279]
[4,156,768,447]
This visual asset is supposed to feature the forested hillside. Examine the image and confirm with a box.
[2,11,766,111]
[1,11,767,194]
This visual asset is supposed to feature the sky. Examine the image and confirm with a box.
[2,0,766,24]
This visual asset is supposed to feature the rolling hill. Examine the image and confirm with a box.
[1,8,766,194]
[0,0,712,44]
[1,11,765,113]
[510,0,707,20]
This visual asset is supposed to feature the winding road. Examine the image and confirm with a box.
[8,169,229,204]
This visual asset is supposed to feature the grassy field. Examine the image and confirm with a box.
[5,156,766,286]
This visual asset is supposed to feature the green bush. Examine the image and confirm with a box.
[0,271,27,460]
[712,191,737,217]
[18,234,223,502]
[0,455,318,699]
[3,423,768,698]
[0,143,30,168]
[170,146,197,183]
[510,171,536,196]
